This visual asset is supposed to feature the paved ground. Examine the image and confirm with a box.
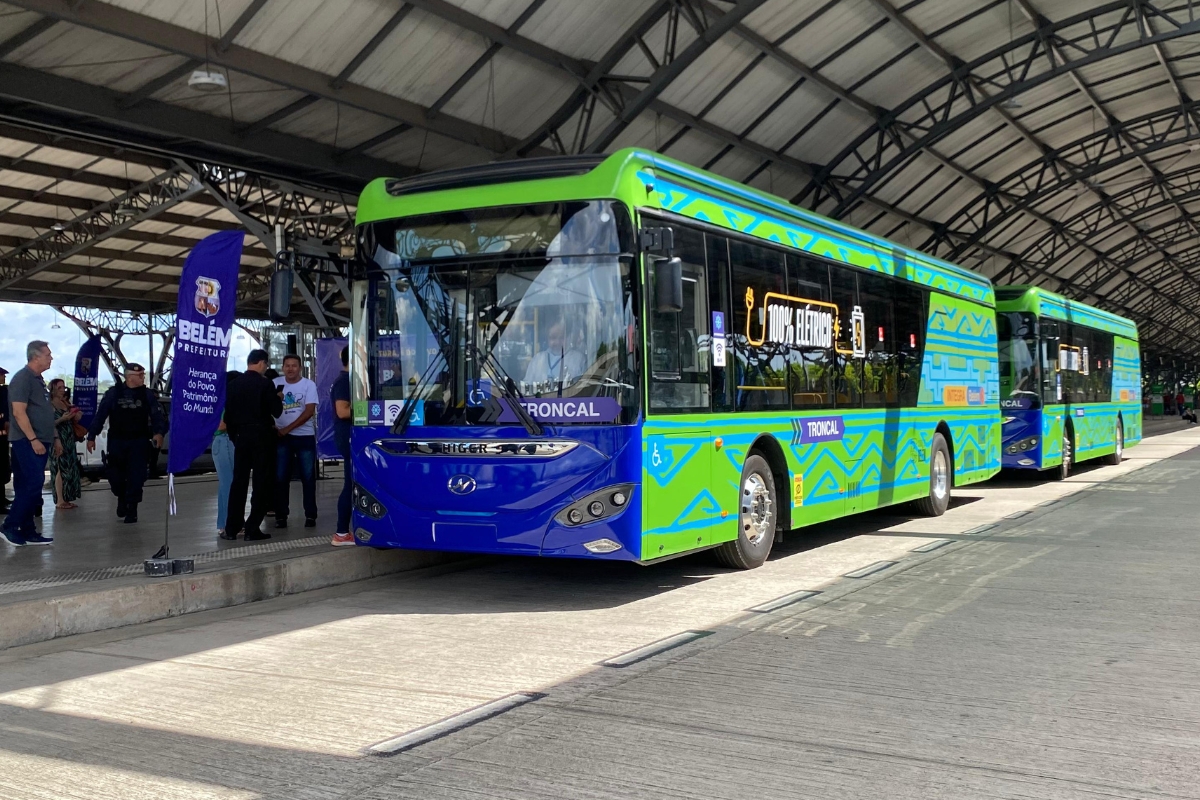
[0,427,1197,799]
[0,466,347,586]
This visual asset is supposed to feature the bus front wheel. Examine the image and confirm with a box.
[1054,430,1073,480]
[914,433,951,516]
[716,454,776,570]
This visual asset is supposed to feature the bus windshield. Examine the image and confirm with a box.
[998,311,1040,409]
[352,201,640,427]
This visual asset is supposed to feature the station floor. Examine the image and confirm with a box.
[0,415,1192,593]
[0,464,348,589]
[1,421,1198,798]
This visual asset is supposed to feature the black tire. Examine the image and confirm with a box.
[914,433,951,516]
[1103,418,1124,466]
[1053,429,1073,481]
[715,454,776,569]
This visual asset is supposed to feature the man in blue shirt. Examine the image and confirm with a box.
[2,341,57,546]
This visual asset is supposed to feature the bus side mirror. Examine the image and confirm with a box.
[269,269,294,322]
[655,257,683,313]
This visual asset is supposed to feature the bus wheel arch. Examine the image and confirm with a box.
[1055,420,1075,480]
[934,422,955,486]
[747,434,791,537]
[915,425,953,517]
[1104,414,1124,465]
[714,436,786,570]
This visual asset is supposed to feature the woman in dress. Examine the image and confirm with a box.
[48,379,83,509]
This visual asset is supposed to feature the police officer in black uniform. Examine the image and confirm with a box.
[87,363,167,523]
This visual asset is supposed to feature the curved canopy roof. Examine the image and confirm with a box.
[0,0,1198,361]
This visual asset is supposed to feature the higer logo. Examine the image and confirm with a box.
[177,319,232,348]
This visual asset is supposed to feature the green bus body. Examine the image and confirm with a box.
[356,150,1002,563]
[996,286,1141,473]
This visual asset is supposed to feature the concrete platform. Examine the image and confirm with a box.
[0,465,463,649]
[0,427,1195,798]
[0,466,348,586]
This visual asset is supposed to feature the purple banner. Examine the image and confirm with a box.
[498,396,621,424]
[315,337,346,459]
[72,334,102,429]
[791,415,844,445]
[168,230,244,474]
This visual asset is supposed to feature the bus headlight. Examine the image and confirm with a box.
[557,484,635,527]
[353,484,387,519]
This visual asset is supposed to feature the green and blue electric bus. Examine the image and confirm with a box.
[996,286,1141,477]
[347,149,1001,568]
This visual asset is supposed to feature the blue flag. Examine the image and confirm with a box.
[168,230,244,476]
[73,334,102,429]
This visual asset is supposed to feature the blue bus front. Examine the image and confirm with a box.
[998,310,1044,469]
[347,201,647,560]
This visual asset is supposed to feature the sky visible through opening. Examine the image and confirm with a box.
[0,301,258,385]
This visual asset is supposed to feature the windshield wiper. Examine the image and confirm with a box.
[477,346,544,437]
[390,353,445,436]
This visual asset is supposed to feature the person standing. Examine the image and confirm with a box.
[212,370,240,538]
[1177,391,1187,418]
[87,363,167,523]
[2,341,56,546]
[273,354,319,529]
[48,379,82,510]
[330,346,355,546]
[0,366,10,515]
[222,350,282,541]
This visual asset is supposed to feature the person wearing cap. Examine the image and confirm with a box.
[2,341,56,546]
[0,365,10,515]
[87,363,167,524]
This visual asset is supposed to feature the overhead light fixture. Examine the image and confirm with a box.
[50,320,61,330]
[189,68,228,92]
[51,221,66,232]
[113,202,137,218]
[999,97,1022,110]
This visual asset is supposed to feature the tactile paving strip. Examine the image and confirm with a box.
[0,535,331,596]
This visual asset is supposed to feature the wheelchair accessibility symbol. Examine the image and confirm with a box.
[645,435,682,485]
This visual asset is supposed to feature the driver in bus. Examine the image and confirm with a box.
[524,318,587,390]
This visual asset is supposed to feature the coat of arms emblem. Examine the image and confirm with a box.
[194,277,221,318]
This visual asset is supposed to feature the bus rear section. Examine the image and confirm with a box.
[996,287,1141,477]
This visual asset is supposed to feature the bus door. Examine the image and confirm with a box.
[644,222,718,557]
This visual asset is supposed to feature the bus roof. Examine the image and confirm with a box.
[994,285,1139,340]
[357,149,994,306]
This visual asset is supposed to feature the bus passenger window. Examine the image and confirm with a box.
[731,240,789,411]
[828,265,862,408]
[786,256,835,409]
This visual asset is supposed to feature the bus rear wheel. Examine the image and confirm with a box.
[914,433,951,516]
[716,454,776,570]
[1103,419,1123,466]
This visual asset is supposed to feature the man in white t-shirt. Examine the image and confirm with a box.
[273,354,319,528]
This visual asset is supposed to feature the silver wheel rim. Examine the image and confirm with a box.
[740,473,773,546]
[1115,424,1123,457]
[932,449,949,501]
[1063,435,1072,472]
